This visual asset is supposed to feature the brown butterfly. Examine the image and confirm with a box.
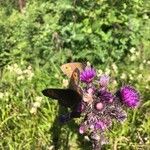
[60,62,85,78]
[42,68,83,119]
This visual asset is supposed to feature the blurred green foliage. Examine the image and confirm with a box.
[0,0,150,149]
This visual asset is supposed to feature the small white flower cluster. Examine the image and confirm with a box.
[7,63,34,81]
[0,92,9,101]
[129,47,140,61]
[0,92,4,99]
[30,96,43,114]
[62,79,69,87]
[97,48,150,85]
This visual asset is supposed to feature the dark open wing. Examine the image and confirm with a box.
[42,88,82,108]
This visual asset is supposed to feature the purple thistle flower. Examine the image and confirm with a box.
[110,107,127,122]
[119,85,140,108]
[98,89,114,102]
[80,67,96,83]
[95,120,107,131]
[99,74,110,88]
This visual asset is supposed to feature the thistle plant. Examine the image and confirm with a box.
[60,64,140,150]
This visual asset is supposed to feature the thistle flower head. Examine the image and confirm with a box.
[99,74,110,87]
[119,85,140,108]
[80,67,96,83]
[98,89,114,102]
[94,120,107,131]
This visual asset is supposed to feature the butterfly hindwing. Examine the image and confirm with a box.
[42,88,82,108]
[69,68,83,96]
[69,68,79,90]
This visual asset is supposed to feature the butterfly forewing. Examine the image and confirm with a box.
[60,62,85,78]
[42,88,82,108]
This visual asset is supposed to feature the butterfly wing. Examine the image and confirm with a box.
[60,62,85,78]
[42,88,82,108]
[69,68,83,95]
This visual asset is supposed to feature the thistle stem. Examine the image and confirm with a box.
[92,140,101,150]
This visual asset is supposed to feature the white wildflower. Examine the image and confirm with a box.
[147,61,150,65]
[23,69,28,74]
[35,96,43,102]
[5,92,9,97]
[30,107,37,114]
[87,61,91,67]
[129,74,133,80]
[105,68,110,75]
[62,79,69,87]
[120,73,127,79]
[0,92,4,99]
[7,65,13,72]
[130,47,136,54]
[13,63,18,69]
[143,14,149,20]
[97,69,103,76]
[33,101,41,108]
[17,75,25,81]
[112,63,118,73]
[137,74,143,80]
[54,74,59,79]
[135,51,140,56]
[112,80,117,85]
[139,64,144,70]
[27,72,34,80]
[145,85,149,89]
[143,60,146,63]
[27,65,32,70]
[130,55,136,61]
[147,76,150,81]
[16,68,23,75]
[131,70,136,74]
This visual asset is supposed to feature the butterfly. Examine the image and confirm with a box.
[60,62,85,78]
[42,67,83,121]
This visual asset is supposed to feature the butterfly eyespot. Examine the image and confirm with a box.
[73,73,78,78]
[66,66,71,71]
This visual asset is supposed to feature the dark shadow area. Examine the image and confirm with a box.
[50,106,93,150]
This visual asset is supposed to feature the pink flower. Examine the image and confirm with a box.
[99,74,110,87]
[95,121,107,131]
[80,67,96,83]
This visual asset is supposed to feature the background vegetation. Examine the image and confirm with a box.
[0,0,150,149]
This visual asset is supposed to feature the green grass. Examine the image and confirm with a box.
[0,60,150,150]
